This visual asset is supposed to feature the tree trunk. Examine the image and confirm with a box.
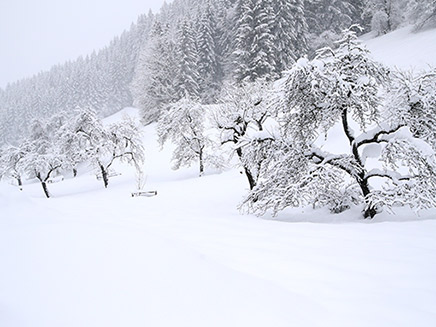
[199,150,204,177]
[342,108,376,219]
[73,168,77,178]
[236,147,256,190]
[100,164,109,188]
[41,181,50,199]
[17,176,23,191]
[244,166,257,190]
[358,178,377,219]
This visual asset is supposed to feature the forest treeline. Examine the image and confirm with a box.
[1,0,435,144]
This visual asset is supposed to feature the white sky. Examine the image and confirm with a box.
[0,0,169,88]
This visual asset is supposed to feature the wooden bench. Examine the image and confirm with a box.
[131,191,158,198]
[47,176,64,184]
[96,172,121,180]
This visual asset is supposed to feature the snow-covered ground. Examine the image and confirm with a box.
[1,27,436,327]
[365,25,436,71]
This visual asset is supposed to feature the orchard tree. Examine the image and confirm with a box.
[157,96,221,176]
[244,27,436,218]
[0,144,26,189]
[72,108,144,188]
[215,80,275,190]
[18,119,65,198]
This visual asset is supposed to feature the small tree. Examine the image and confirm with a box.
[72,108,145,188]
[0,144,26,189]
[18,119,65,198]
[157,96,220,176]
[244,27,436,218]
[214,80,275,190]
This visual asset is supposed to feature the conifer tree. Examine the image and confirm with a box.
[175,20,201,98]
[233,0,276,82]
[132,21,179,124]
[196,1,222,102]
[272,0,308,73]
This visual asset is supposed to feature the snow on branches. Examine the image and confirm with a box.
[243,27,436,219]
[157,96,222,177]
[0,108,145,197]
[214,80,277,190]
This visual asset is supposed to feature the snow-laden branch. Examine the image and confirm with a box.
[355,124,405,148]
[364,168,413,185]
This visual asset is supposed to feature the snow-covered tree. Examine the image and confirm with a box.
[132,21,179,124]
[306,0,364,35]
[0,143,26,189]
[407,0,436,31]
[233,0,276,82]
[196,1,222,102]
[72,108,144,188]
[175,20,201,98]
[271,0,308,72]
[364,0,406,35]
[215,80,275,189]
[157,96,220,176]
[18,119,65,198]
[244,27,436,219]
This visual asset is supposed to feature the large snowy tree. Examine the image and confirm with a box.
[243,27,436,218]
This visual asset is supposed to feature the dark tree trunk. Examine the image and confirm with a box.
[17,176,22,190]
[73,168,77,178]
[100,164,109,188]
[243,166,257,190]
[199,150,204,177]
[236,147,256,190]
[342,108,377,219]
[358,178,377,219]
[41,181,50,199]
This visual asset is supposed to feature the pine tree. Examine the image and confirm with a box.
[233,0,276,82]
[271,0,308,73]
[132,21,179,124]
[306,0,365,35]
[196,1,222,102]
[175,20,201,98]
[407,0,436,30]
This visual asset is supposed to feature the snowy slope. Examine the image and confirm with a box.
[1,28,436,327]
[365,26,436,71]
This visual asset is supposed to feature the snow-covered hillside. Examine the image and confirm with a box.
[365,26,436,71]
[1,28,436,327]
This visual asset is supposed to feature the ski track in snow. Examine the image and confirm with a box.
[2,26,436,327]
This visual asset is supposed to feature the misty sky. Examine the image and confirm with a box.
[0,0,168,88]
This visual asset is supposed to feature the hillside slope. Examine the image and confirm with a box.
[365,26,436,70]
